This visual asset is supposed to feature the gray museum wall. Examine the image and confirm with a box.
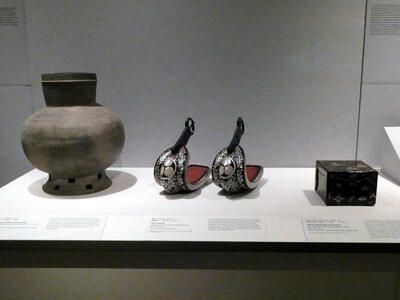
[0,0,29,85]
[0,86,33,186]
[23,0,364,171]
[5,0,400,188]
[0,0,32,186]
[7,0,394,188]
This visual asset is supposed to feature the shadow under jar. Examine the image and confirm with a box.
[21,73,125,195]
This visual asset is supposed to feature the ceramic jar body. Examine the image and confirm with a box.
[21,73,125,195]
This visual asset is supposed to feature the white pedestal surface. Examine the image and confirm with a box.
[0,168,400,244]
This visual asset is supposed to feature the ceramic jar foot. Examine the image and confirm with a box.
[42,170,111,195]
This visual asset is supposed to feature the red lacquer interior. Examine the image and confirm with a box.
[187,165,209,184]
[246,166,261,182]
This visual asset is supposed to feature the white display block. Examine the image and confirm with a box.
[381,127,400,184]
[0,168,400,243]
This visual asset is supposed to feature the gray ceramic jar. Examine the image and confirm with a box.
[21,73,125,195]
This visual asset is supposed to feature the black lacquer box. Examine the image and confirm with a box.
[315,160,378,206]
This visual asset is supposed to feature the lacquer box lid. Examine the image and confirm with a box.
[316,160,376,173]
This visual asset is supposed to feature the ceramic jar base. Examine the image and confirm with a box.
[42,170,111,195]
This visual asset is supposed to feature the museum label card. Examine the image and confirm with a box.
[0,215,107,240]
[302,217,400,243]
[145,216,268,241]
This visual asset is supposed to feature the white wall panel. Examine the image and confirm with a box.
[358,84,400,166]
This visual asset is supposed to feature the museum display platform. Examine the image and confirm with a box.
[0,167,399,260]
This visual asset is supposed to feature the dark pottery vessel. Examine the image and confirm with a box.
[21,73,125,195]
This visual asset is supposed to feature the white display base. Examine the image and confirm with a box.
[0,168,400,244]
[381,127,400,184]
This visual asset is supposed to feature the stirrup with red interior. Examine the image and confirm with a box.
[154,118,210,193]
[212,117,263,193]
